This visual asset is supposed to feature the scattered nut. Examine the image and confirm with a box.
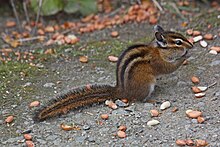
[5,115,14,123]
[200,40,208,48]
[203,34,213,40]
[160,101,171,110]
[24,134,32,140]
[26,140,34,147]
[117,130,126,138]
[197,86,208,92]
[193,35,203,42]
[192,86,201,93]
[176,139,186,146]
[6,21,16,27]
[100,114,109,120]
[60,123,80,131]
[182,60,188,65]
[195,92,206,98]
[149,16,158,24]
[195,139,208,146]
[191,76,200,84]
[111,31,119,37]
[209,50,218,55]
[185,139,194,146]
[172,107,178,112]
[197,116,205,123]
[108,55,118,62]
[150,109,159,117]
[210,46,220,53]
[186,29,193,35]
[186,110,202,118]
[147,119,160,126]
[79,56,88,63]
[45,26,54,33]
[121,98,128,103]
[105,100,117,109]
[29,101,40,108]
[193,30,201,36]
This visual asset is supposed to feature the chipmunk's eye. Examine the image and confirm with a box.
[175,40,183,45]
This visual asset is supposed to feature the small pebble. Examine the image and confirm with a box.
[124,105,136,112]
[115,99,129,107]
[43,83,55,88]
[82,125,90,130]
[191,119,198,124]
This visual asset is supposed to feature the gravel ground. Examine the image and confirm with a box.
[0,2,220,147]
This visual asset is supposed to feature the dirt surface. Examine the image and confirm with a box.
[0,2,220,147]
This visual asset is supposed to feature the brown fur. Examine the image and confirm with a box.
[34,26,193,122]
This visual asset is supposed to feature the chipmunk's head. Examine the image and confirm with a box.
[154,25,193,61]
[154,25,193,50]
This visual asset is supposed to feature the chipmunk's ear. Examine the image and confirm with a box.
[154,25,164,33]
[155,31,167,48]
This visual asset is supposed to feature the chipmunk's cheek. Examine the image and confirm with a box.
[166,49,187,62]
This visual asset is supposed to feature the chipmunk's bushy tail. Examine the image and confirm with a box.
[34,84,116,122]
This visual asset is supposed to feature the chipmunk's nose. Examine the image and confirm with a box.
[186,40,193,49]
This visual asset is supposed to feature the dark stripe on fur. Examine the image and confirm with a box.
[116,44,147,85]
[34,84,115,122]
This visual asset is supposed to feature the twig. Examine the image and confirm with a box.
[152,0,164,13]
[60,23,87,35]
[10,0,22,32]
[170,2,186,20]
[207,81,217,88]
[136,0,142,5]
[107,7,122,17]
[18,36,46,43]
[23,0,30,24]
[33,0,43,35]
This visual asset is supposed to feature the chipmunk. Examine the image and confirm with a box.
[34,25,193,122]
